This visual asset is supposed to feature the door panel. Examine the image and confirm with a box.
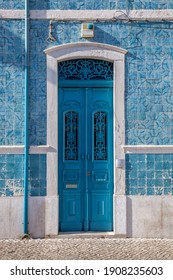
[58,86,113,231]
[60,193,83,231]
[87,87,113,231]
[90,193,113,230]
[58,87,84,231]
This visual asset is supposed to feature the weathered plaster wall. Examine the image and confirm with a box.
[1,195,173,238]
[127,196,173,238]
[0,196,45,238]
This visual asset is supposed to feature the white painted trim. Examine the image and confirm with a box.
[46,54,58,197]
[0,9,24,19]
[0,145,54,154]
[114,58,126,195]
[45,196,59,236]
[123,145,173,154]
[114,195,127,236]
[1,9,173,21]
[30,145,55,154]
[0,146,24,154]
[31,9,173,21]
[45,42,127,235]
[44,42,127,55]
[1,144,173,155]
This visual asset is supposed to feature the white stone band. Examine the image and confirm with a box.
[1,145,173,154]
[0,145,53,154]
[1,9,173,21]
[0,9,24,19]
[123,145,173,154]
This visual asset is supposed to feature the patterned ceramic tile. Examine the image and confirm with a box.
[1,8,173,196]
[0,155,46,197]
[126,154,173,195]
[1,0,173,10]
[29,155,46,196]
[29,20,173,145]
[0,0,24,9]
[0,20,25,145]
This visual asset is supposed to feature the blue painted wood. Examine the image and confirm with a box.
[58,85,113,232]
[58,60,113,232]
[87,87,113,231]
[58,80,113,88]
[58,87,84,231]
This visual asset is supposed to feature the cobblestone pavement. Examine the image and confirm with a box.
[0,238,173,260]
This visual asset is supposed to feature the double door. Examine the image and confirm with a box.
[58,84,113,231]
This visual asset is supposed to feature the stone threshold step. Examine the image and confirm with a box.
[46,232,126,239]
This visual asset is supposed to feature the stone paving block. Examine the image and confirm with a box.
[0,238,173,260]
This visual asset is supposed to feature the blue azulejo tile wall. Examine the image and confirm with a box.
[0,0,24,9]
[0,155,46,197]
[126,154,173,195]
[0,20,25,145]
[1,0,173,10]
[124,22,173,145]
[29,20,48,146]
[29,155,46,196]
[29,20,173,145]
[0,155,24,196]
[1,3,173,198]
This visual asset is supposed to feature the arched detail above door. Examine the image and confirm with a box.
[44,42,127,59]
[44,42,127,236]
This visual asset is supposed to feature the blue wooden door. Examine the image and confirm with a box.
[58,59,113,232]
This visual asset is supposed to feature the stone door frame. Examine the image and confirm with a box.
[44,42,127,236]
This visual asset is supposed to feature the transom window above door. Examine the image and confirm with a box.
[58,59,113,81]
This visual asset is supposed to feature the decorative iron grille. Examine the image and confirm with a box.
[94,111,107,160]
[58,59,113,80]
[64,111,78,160]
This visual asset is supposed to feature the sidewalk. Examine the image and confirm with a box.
[0,237,173,260]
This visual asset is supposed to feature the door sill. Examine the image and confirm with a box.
[54,232,126,238]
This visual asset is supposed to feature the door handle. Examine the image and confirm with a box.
[81,154,90,160]
[87,171,91,176]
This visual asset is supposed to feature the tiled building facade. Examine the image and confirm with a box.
[1,1,173,238]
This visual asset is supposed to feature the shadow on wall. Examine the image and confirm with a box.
[86,25,121,46]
